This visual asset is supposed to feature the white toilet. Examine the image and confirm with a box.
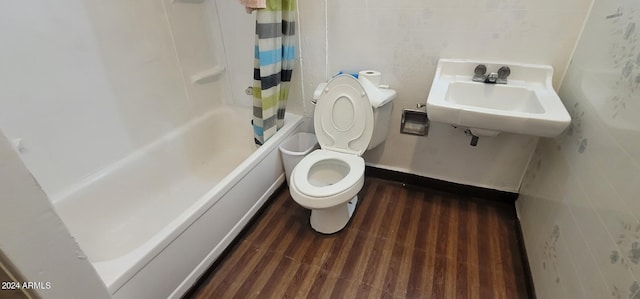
[289,73,395,234]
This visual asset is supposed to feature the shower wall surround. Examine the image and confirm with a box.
[0,131,110,298]
[0,1,229,200]
[518,0,640,297]
[296,0,592,191]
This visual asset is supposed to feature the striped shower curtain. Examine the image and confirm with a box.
[252,0,296,146]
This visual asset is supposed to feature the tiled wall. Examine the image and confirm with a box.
[0,1,228,199]
[296,0,591,191]
[517,0,640,297]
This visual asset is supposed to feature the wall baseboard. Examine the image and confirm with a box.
[365,166,519,203]
[515,219,537,299]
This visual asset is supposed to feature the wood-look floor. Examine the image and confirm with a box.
[188,178,529,298]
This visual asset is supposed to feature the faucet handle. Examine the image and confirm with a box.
[474,64,487,76]
[497,66,510,78]
[472,64,487,82]
[497,66,510,84]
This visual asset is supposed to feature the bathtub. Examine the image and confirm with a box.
[53,105,303,298]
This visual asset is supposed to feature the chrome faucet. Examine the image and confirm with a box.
[472,64,510,84]
[485,72,499,83]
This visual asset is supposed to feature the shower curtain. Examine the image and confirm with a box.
[251,0,296,146]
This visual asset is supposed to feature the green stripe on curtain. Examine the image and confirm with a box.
[264,0,295,11]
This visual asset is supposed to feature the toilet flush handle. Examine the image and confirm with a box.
[312,83,328,105]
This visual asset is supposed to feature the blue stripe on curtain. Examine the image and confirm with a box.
[254,46,296,65]
[253,124,264,136]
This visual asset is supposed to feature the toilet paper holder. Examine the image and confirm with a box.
[401,104,429,136]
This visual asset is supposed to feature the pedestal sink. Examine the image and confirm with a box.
[426,59,571,137]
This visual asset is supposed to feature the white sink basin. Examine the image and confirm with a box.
[426,59,571,137]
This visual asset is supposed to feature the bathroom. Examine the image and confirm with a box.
[1,0,639,298]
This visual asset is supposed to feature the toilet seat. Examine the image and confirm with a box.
[314,75,374,156]
[291,149,364,198]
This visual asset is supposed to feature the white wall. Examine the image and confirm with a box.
[0,0,229,200]
[295,0,592,191]
[214,0,255,108]
[0,130,110,299]
[517,0,640,297]
[0,0,593,196]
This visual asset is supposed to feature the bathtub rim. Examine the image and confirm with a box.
[92,112,303,293]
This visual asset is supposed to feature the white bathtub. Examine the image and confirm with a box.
[53,105,303,298]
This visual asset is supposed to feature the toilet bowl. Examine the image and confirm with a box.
[290,74,395,234]
[289,150,364,233]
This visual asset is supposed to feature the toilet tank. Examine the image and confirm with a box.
[357,75,396,150]
[368,101,393,150]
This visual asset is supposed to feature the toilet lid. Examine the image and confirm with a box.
[314,75,374,156]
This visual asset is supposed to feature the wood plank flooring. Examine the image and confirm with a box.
[188,178,530,298]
